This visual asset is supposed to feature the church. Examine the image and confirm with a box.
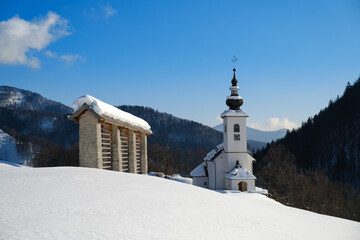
[190,68,256,191]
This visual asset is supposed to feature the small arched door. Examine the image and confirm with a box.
[238,181,247,191]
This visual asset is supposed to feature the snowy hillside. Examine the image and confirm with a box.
[0,86,72,114]
[0,162,358,240]
[0,129,32,164]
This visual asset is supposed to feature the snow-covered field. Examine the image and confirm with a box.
[0,162,359,240]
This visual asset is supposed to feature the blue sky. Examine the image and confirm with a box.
[1,0,359,130]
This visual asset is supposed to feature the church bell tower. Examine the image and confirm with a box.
[221,68,249,172]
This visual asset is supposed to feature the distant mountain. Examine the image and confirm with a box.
[248,139,267,152]
[213,123,287,143]
[247,127,287,142]
[118,105,222,152]
[0,86,72,114]
[0,86,79,166]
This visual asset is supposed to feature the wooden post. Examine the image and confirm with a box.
[140,133,148,174]
[128,129,136,173]
[111,125,122,171]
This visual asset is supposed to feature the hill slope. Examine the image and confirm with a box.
[253,78,360,221]
[256,78,360,190]
[0,86,72,114]
[0,161,358,240]
[119,105,222,152]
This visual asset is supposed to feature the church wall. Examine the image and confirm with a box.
[193,177,209,188]
[222,117,247,153]
[224,152,249,173]
[207,161,216,189]
[246,154,255,173]
[214,153,225,189]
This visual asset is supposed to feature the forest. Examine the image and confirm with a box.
[254,77,360,221]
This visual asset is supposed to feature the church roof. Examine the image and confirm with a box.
[69,95,152,134]
[204,144,224,161]
[190,163,207,177]
[221,109,248,118]
[225,166,256,180]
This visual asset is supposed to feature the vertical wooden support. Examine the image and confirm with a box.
[120,128,129,172]
[111,126,122,171]
[140,133,148,174]
[101,124,112,170]
[128,129,136,173]
[135,132,141,173]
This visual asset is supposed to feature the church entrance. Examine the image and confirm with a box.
[238,181,247,191]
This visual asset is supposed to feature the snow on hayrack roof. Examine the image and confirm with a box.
[190,162,207,177]
[225,166,256,180]
[71,95,151,133]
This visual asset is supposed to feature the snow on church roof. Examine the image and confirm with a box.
[190,163,207,177]
[204,143,224,161]
[225,166,256,180]
[221,109,248,118]
[71,95,152,133]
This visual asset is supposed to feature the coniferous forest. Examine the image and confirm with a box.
[254,77,360,221]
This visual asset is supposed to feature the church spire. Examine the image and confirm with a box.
[231,68,238,86]
[226,68,243,110]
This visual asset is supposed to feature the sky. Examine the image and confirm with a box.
[0,0,359,131]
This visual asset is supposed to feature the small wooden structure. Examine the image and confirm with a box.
[70,99,152,174]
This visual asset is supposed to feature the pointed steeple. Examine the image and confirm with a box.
[226,68,243,110]
[231,68,238,86]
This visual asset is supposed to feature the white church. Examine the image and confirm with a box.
[190,68,256,191]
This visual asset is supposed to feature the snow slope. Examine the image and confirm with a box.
[0,129,24,164]
[0,162,359,240]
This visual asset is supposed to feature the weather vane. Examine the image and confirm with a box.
[232,56,238,68]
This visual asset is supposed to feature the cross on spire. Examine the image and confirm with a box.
[232,56,238,68]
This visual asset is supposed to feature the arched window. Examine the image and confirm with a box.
[234,124,240,132]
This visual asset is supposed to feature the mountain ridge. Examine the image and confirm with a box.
[0,86,72,114]
[213,123,287,143]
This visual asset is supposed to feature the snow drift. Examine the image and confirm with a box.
[0,162,359,240]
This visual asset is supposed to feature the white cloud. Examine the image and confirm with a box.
[102,3,117,19]
[0,11,71,68]
[84,4,117,20]
[248,118,298,131]
[83,8,97,19]
[60,54,86,65]
[44,50,56,57]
